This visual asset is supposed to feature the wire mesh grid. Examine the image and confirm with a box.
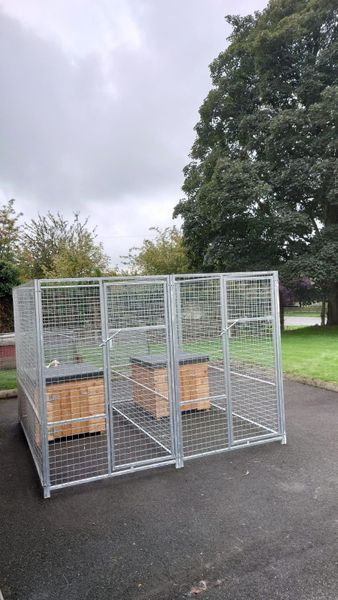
[175,277,229,457]
[225,277,279,443]
[13,272,285,497]
[41,284,109,486]
[106,281,174,469]
[13,284,43,481]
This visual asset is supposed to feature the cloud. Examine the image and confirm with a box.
[0,0,268,263]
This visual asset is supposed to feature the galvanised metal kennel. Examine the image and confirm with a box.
[13,272,286,498]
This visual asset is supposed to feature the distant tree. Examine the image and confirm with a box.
[174,0,338,323]
[0,260,20,332]
[122,226,190,275]
[279,283,295,331]
[283,227,338,324]
[302,230,338,326]
[0,199,22,331]
[0,199,21,262]
[288,278,315,308]
[278,276,318,330]
[20,212,110,279]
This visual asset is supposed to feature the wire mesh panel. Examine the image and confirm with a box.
[105,280,175,470]
[13,283,44,483]
[175,277,229,458]
[224,275,280,444]
[40,284,109,488]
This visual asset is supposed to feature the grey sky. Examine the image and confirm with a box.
[0,0,268,265]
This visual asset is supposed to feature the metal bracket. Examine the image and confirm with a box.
[219,319,239,336]
[99,329,121,347]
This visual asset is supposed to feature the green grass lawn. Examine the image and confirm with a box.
[0,368,16,391]
[183,338,273,368]
[184,326,338,385]
[285,311,321,318]
[0,325,336,392]
[184,327,338,384]
[282,326,338,384]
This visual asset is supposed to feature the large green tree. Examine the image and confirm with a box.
[174,0,338,323]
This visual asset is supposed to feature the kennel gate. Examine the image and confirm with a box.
[13,272,286,497]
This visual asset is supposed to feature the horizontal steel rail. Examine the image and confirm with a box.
[20,418,44,484]
[18,271,279,286]
[49,458,176,492]
[184,435,283,461]
[112,405,171,454]
[48,414,106,427]
[208,364,275,387]
[109,324,166,333]
[16,379,41,422]
[232,411,277,434]
[232,431,279,445]
[226,315,273,323]
[110,368,168,400]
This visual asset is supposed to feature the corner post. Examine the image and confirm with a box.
[220,275,234,449]
[34,280,51,498]
[167,275,184,469]
[272,272,286,444]
[99,280,114,474]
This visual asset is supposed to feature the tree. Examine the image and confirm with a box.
[0,199,22,331]
[0,260,20,332]
[174,0,338,323]
[282,225,338,324]
[0,199,21,263]
[20,212,110,279]
[122,226,190,275]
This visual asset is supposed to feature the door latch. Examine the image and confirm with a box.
[219,319,239,336]
[99,329,122,347]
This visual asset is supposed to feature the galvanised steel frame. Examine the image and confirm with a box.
[13,271,286,498]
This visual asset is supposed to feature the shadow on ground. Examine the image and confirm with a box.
[1,381,338,600]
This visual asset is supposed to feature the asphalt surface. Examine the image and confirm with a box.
[1,381,338,600]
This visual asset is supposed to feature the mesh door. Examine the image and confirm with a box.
[105,281,175,469]
[13,284,44,482]
[175,277,229,458]
[41,284,109,487]
[225,276,280,444]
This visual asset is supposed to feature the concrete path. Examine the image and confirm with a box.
[285,315,321,326]
[1,381,338,600]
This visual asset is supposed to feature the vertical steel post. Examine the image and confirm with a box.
[12,287,19,416]
[176,282,183,348]
[99,281,114,474]
[167,275,184,468]
[271,272,286,444]
[34,280,51,498]
[163,279,176,462]
[100,282,115,472]
[220,276,234,449]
